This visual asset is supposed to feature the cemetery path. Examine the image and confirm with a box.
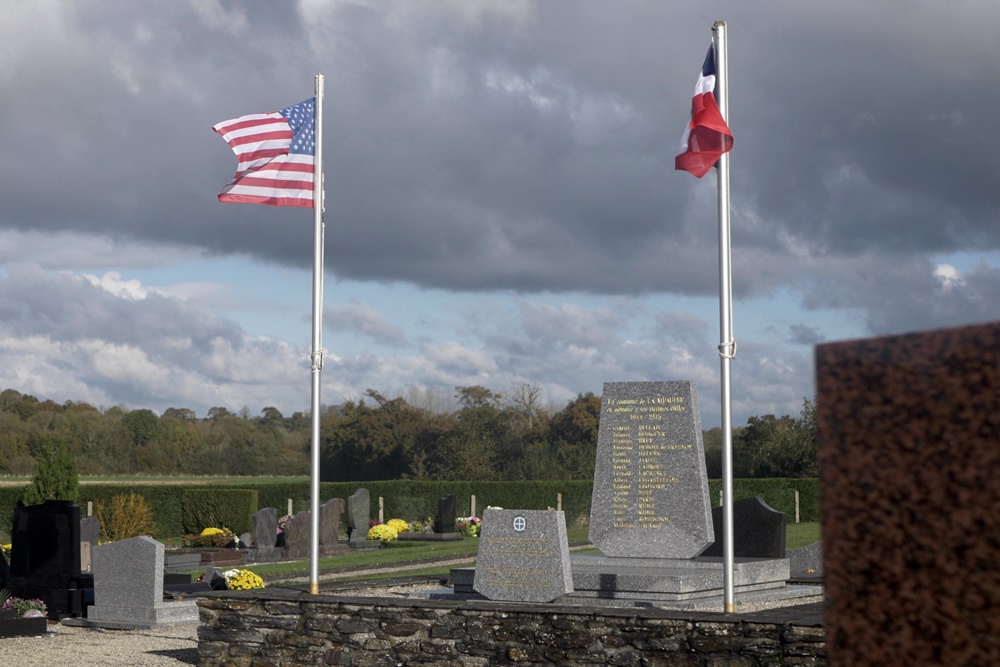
[0,620,200,666]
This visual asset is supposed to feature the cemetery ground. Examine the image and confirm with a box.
[0,522,821,666]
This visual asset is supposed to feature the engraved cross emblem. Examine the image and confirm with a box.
[512,516,526,532]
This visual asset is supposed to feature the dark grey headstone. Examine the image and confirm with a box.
[319,498,345,545]
[283,511,312,558]
[347,489,370,542]
[434,495,457,534]
[589,381,714,558]
[80,516,101,548]
[252,507,278,550]
[473,508,573,603]
[701,496,787,559]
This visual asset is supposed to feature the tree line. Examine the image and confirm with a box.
[0,386,817,480]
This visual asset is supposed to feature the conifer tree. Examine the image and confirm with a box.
[21,443,79,505]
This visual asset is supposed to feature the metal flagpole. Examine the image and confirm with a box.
[309,73,325,596]
[712,21,737,614]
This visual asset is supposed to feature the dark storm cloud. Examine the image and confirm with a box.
[2,0,999,339]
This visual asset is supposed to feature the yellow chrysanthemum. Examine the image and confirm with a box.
[385,518,409,533]
[367,524,398,544]
[222,568,265,590]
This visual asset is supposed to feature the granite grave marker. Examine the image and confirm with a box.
[7,500,89,619]
[472,508,572,603]
[700,496,786,559]
[589,381,713,558]
[347,489,370,542]
[86,536,198,629]
[282,511,311,559]
[434,494,457,534]
[817,322,1000,666]
[319,497,345,545]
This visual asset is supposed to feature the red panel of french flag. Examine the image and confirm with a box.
[675,44,733,179]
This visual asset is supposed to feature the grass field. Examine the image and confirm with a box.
[225,522,823,584]
[0,475,309,487]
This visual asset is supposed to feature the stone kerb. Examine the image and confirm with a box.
[589,381,714,558]
[472,508,572,603]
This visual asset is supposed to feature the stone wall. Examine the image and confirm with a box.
[196,590,825,666]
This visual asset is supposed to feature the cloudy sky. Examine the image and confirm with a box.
[1,0,997,427]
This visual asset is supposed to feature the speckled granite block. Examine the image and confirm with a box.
[589,381,713,559]
[816,322,1000,666]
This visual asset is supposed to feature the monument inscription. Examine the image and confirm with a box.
[589,381,713,558]
[472,508,572,603]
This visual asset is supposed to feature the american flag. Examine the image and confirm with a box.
[213,98,317,208]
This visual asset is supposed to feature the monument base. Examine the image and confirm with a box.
[396,532,463,542]
[242,546,284,563]
[569,554,791,601]
[346,539,382,552]
[66,599,199,629]
[443,555,809,609]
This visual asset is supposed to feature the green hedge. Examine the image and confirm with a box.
[707,478,820,523]
[181,489,258,535]
[0,478,819,541]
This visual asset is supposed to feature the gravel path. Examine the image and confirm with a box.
[0,621,200,666]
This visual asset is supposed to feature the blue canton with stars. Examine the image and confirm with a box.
[279,98,315,155]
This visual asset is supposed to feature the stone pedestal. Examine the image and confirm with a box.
[569,554,790,601]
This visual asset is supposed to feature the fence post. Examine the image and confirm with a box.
[794,489,800,524]
[87,501,93,517]
[379,496,384,523]
[287,498,293,517]
[557,493,562,512]
[470,494,476,518]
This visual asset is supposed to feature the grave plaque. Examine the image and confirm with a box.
[589,381,713,558]
[473,508,572,603]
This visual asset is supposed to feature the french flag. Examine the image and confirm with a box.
[675,44,733,178]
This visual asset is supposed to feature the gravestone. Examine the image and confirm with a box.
[473,508,573,603]
[79,516,101,549]
[434,495,457,534]
[347,488,370,542]
[248,507,282,562]
[79,516,101,573]
[817,322,1000,666]
[700,496,786,559]
[589,381,714,558]
[319,498,345,545]
[346,489,381,551]
[7,500,90,619]
[84,536,198,629]
[281,511,311,560]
